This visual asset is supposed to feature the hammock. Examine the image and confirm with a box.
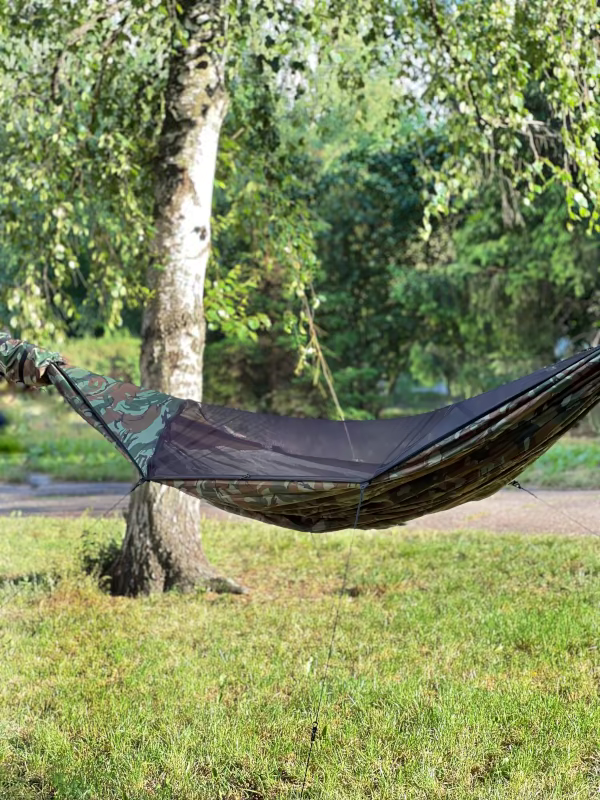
[2,332,600,532]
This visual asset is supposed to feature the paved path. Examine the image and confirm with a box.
[0,481,232,521]
[404,488,599,536]
[0,482,598,535]
[0,481,133,517]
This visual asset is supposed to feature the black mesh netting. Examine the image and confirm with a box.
[145,350,590,483]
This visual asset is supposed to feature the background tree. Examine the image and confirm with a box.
[395,0,600,230]
[4,0,600,596]
[1,0,400,594]
[114,2,234,595]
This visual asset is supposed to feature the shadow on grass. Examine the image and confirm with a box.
[1,536,121,598]
[0,569,63,609]
[81,528,122,593]
[0,570,62,591]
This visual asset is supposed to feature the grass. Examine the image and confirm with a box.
[0,332,139,483]
[0,391,136,483]
[520,438,600,489]
[2,516,600,798]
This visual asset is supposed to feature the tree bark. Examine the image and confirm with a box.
[113,1,242,596]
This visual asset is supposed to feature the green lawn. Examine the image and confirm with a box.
[0,333,139,483]
[0,392,136,483]
[2,517,600,798]
[520,438,600,489]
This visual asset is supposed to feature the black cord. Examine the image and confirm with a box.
[299,482,366,798]
[510,480,600,539]
[91,477,146,522]
[81,478,147,572]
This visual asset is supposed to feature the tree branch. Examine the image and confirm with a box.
[51,0,131,102]
[425,0,488,133]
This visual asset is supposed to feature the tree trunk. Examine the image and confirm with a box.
[113,1,241,596]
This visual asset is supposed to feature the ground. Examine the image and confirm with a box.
[3,380,600,797]
[2,514,600,798]
[1,481,599,537]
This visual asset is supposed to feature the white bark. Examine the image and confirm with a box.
[115,3,241,596]
[141,42,227,399]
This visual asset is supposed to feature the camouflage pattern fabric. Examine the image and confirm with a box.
[2,331,600,533]
[0,333,66,386]
[49,367,183,476]
[160,349,600,531]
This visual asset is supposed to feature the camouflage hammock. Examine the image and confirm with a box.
[1,332,600,533]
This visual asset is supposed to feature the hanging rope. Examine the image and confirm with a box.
[301,294,356,461]
[87,478,148,580]
[86,477,146,529]
[300,482,366,798]
[297,292,367,794]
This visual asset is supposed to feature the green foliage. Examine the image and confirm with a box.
[209,60,324,351]
[204,338,329,417]
[0,0,169,338]
[385,182,600,396]
[0,390,135,482]
[312,145,426,414]
[208,133,427,417]
[60,333,141,383]
[206,51,406,417]
[0,432,25,454]
[0,0,398,344]
[453,185,600,359]
[81,525,121,586]
[209,119,600,412]
[396,1,600,231]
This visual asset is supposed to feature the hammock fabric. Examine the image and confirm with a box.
[2,332,600,532]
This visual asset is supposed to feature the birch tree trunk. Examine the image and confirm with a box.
[113,1,241,596]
